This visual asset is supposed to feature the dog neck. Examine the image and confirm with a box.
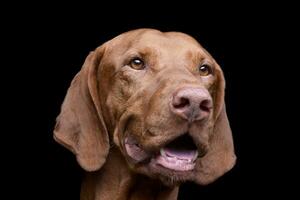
[80,148,179,200]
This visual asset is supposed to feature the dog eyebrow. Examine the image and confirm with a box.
[126,46,160,58]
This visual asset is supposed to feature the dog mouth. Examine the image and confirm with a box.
[125,134,199,172]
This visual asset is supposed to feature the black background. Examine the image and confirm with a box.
[4,3,296,199]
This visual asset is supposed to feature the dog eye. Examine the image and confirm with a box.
[129,58,145,70]
[199,64,212,76]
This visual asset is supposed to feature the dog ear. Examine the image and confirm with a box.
[54,46,109,171]
[195,66,236,184]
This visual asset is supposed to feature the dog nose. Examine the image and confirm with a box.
[171,87,212,122]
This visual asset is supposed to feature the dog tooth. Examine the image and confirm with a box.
[192,151,199,162]
[167,156,176,163]
[160,149,167,157]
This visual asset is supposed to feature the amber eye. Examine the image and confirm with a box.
[129,58,145,70]
[199,64,212,76]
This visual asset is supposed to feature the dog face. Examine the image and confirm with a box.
[54,29,236,186]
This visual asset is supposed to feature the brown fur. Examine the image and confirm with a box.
[54,29,236,200]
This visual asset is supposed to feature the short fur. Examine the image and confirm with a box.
[54,29,236,200]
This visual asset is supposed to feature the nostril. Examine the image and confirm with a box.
[199,99,212,112]
[173,97,190,109]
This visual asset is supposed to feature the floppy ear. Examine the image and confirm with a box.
[195,67,236,185]
[53,47,109,171]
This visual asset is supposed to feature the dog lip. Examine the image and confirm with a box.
[153,156,196,171]
[125,143,151,162]
[160,148,198,162]
[125,136,138,145]
[125,135,199,172]
[154,148,198,171]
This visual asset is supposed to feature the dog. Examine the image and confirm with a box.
[54,29,236,200]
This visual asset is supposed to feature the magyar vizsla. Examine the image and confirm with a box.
[54,29,236,200]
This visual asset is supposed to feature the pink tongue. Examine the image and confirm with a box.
[163,147,197,160]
